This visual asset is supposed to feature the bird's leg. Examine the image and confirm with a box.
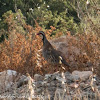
[61,65,66,71]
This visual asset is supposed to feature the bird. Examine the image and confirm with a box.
[37,31,70,70]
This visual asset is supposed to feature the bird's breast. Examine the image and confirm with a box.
[42,48,59,64]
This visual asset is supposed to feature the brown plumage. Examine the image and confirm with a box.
[37,31,70,70]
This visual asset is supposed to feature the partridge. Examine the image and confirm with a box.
[37,31,70,70]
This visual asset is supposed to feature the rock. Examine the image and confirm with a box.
[64,71,74,82]
[50,36,80,59]
[0,70,17,93]
[34,81,43,88]
[50,36,68,49]
[44,74,52,81]
[52,71,61,77]
[34,74,44,81]
[17,75,31,88]
[72,70,93,81]
[50,81,59,87]
[47,87,56,92]
[56,76,66,83]
[72,75,80,81]
[0,69,35,98]
[44,74,57,82]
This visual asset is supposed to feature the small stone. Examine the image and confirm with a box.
[34,74,44,81]
[72,70,93,81]
[44,74,52,81]
[36,87,43,93]
[65,71,74,82]
[46,83,50,87]
[50,81,57,87]
[47,87,56,92]
[73,75,80,81]
[34,81,43,88]
[17,75,29,88]
[0,70,17,93]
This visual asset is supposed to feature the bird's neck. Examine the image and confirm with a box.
[42,35,51,46]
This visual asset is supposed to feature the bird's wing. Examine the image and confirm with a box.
[53,49,70,67]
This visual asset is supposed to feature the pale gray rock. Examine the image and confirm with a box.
[0,70,17,93]
[72,70,93,81]
[50,36,80,60]
[17,75,29,88]
[34,81,43,88]
[64,71,74,82]
[34,74,44,81]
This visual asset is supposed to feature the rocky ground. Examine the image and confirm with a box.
[0,70,100,100]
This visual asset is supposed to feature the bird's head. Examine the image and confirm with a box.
[37,31,45,40]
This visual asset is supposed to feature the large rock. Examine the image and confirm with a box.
[72,70,93,81]
[34,74,44,81]
[0,70,34,93]
[0,70,17,93]
[0,70,35,100]
[50,36,80,59]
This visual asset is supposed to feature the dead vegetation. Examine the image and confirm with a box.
[0,17,99,78]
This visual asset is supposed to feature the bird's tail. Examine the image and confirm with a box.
[63,60,70,67]
[61,58,71,71]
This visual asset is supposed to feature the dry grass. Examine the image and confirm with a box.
[0,20,100,77]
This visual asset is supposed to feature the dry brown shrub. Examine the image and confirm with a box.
[0,19,58,76]
[0,17,99,77]
[66,33,100,74]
